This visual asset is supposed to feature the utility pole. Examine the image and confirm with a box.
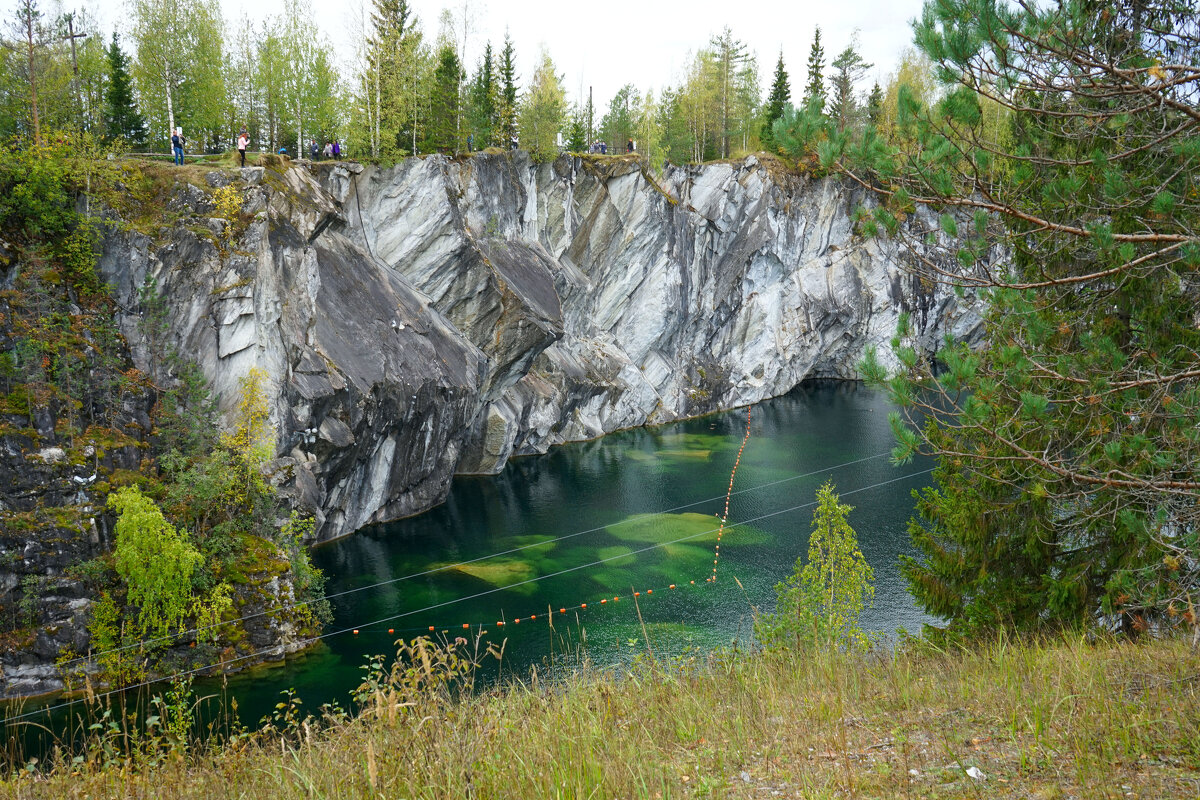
[61,12,87,126]
[587,85,593,148]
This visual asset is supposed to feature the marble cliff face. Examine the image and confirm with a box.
[100,152,981,543]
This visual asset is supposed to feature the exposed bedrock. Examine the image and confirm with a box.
[101,152,981,542]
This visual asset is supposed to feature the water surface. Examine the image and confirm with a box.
[8,381,935,753]
[220,380,935,724]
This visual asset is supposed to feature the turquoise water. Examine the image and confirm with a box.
[217,380,936,725]
[7,381,936,756]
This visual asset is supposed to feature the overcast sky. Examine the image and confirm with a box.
[17,0,927,112]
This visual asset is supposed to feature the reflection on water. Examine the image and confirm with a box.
[10,381,937,751]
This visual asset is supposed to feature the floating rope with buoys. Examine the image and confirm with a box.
[708,406,752,585]
[7,467,933,725]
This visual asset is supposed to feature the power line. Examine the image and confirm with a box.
[52,450,895,671]
[6,467,933,725]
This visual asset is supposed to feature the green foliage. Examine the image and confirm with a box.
[466,42,499,148]
[518,49,566,162]
[756,482,874,650]
[565,107,587,152]
[829,42,872,132]
[0,137,79,240]
[424,41,463,154]
[600,84,638,154]
[105,32,146,145]
[498,33,519,146]
[219,367,275,499]
[852,0,1200,636]
[760,52,790,150]
[803,26,826,112]
[281,512,331,626]
[86,592,145,686]
[130,0,227,149]
[211,184,242,247]
[108,485,203,639]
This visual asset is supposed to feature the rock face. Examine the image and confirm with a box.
[336,153,980,479]
[100,153,981,543]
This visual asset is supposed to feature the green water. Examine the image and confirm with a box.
[8,381,936,753]
[216,380,936,725]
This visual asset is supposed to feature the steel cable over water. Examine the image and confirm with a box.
[5,467,933,725]
[50,450,895,672]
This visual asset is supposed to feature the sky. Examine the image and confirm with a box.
[17,0,928,112]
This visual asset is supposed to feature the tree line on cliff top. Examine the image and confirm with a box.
[2,0,903,165]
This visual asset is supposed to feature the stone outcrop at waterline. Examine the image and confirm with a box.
[101,152,982,544]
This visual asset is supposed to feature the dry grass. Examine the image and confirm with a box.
[3,634,1198,799]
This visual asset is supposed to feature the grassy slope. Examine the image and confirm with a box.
[3,635,1197,798]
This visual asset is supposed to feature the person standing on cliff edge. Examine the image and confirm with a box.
[171,128,185,166]
[237,130,249,168]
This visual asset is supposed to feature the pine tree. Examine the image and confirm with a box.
[829,44,871,131]
[11,0,48,146]
[498,32,519,146]
[855,0,1200,635]
[802,26,825,113]
[104,32,146,144]
[368,0,411,52]
[761,51,790,150]
[709,27,750,158]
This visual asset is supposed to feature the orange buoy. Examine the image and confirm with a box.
[429,626,435,631]
[634,592,640,597]
[614,596,620,602]
[353,629,359,635]
[647,589,653,594]
[560,608,566,614]
[600,599,607,604]
[669,584,676,589]
[388,628,394,634]
[531,614,537,620]
[463,623,470,629]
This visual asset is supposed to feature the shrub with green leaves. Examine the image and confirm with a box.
[756,482,874,651]
[108,485,203,639]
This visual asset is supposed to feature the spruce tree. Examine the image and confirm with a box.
[802,26,825,112]
[498,32,519,146]
[366,0,413,156]
[761,51,790,150]
[425,42,462,153]
[854,0,1200,635]
[467,41,498,148]
[565,106,586,151]
[865,81,882,126]
[105,32,147,144]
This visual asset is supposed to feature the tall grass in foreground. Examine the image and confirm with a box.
[2,633,1197,798]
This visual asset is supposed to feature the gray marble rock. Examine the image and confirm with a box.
[97,153,982,542]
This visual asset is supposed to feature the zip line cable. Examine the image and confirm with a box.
[5,467,933,726]
[51,450,896,672]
